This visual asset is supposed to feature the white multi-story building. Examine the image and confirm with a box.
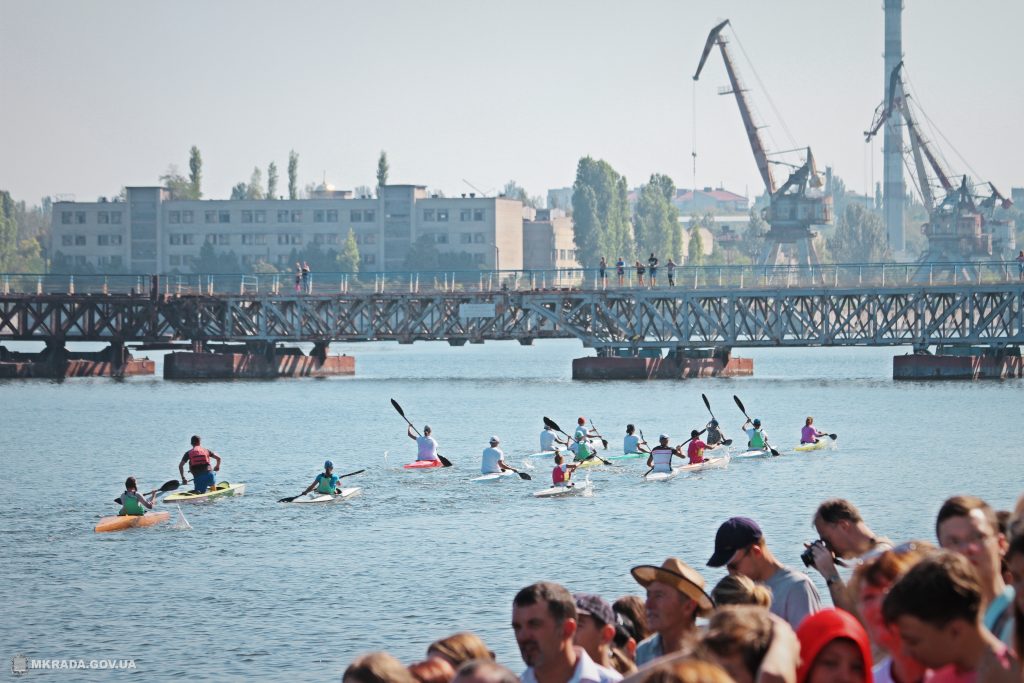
[51,185,526,273]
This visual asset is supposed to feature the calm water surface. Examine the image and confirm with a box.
[1,340,1021,680]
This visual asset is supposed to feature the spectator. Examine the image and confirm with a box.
[882,550,1019,682]
[616,257,625,286]
[808,498,892,613]
[635,260,646,287]
[700,605,775,683]
[648,253,659,286]
[711,574,772,609]
[613,596,650,642]
[452,661,518,683]
[1004,533,1024,665]
[512,581,622,683]
[795,608,872,683]
[344,653,417,683]
[850,542,935,683]
[408,659,455,683]
[573,593,636,675]
[708,517,822,630]
[936,495,1015,646]
[599,257,608,287]
[1016,250,1024,281]
[428,633,494,669]
[666,258,676,287]
[630,557,713,666]
[633,660,733,683]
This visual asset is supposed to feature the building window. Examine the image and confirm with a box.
[218,234,230,245]
[423,209,435,222]
[278,209,289,223]
[62,235,73,246]
[76,211,86,224]
[350,210,362,223]
[290,233,302,245]
[460,209,471,221]
[205,210,217,223]
[169,255,181,266]
[460,233,472,244]
[364,233,377,245]
[242,234,254,245]
[314,210,325,223]
[110,255,122,267]
[111,211,122,224]
[219,210,230,223]
[111,234,122,245]
[183,234,195,245]
[326,209,338,222]
[98,211,110,224]
[254,210,266,223]
[473,232,485,243]
[75,235,86,246]
[255,234,266,245]
[473,209,484,221]
[436,233,449,244]
[362,254,376,265]
[364,210,375,222]
[98,235,109,246]
[290,210,302,223]
[75,255,88,266]
[181,210,192,224]
[241,210,253,223]
[170,234,182,245]
[437,209,448,222]
[169,211,181,224]
[278,233,289,245]
[473,253,485,264]
[61,211,72,224]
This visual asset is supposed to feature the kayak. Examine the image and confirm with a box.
[533,479,593,498]
[526,439,603,459]
[289,487,361,504]
[94,511,171,533]
[677,455,730,473]
[164,482,246,503]
[404,460,445,470]
[794,437,834,452]
[733,449,773,459]
[472,471,517,483]
[644,468,680,482]
[608,452,646,461]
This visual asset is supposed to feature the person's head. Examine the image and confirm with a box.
[572,593,616,662]
[1005,532,1024,658]
[427,632,493,669]
[709,419,718,427]
[707,517,765,579]
[805,416,813,426]
[626,424,635,435]
[451,661,517,683]
[631,558,713,637]
[511,582,577,668]
[850,541,934,655]
[700,606,774,683]
[423,425,432,435]
[752,418,761,427]
[796,609,871,683]
[543,423,552,432]
[324,460,334,472]
[554,453,564,465]
[191,435,201,446]
[659,433,669,446]
[613,595,650,641]
[344,652,416,683]
[936,495,1006,589]
[690,430,699,440]
[814,498,866,558]
[577,417,586,426]
[407,659,454,683]
[489,436,499,447]
[124,476,138,491]
[882,550,983,669]
[710,574,772,608]
[636,660,734,683]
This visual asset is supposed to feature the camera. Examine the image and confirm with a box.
[801,539,828,568]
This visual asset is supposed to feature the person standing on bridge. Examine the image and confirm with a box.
[1017,250,1024,281]
[599,257,608,288]
[302,261,311,294]
[635,260,646,287]
[616,257,625,286]
[178,435,222,493]
[666,258,677,287]
[409,424,440,463]
[648,253,659,286]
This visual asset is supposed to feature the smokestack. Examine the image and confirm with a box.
[884,0,906,253]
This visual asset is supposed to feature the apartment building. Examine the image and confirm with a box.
[522,208,579,270]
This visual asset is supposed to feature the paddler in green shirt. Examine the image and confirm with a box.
[116,477,158,516]
[571,433,598,464]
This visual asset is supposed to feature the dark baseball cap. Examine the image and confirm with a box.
[707,517,763,567]
[573,593,615,627]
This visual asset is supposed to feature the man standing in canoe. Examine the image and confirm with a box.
[408,424,440,462]
[179,435,222,493]
[742,418,769,451]
[481,436,513,475]
[299,460,342,497]
[646,434,679,474]
[116,476,158,516]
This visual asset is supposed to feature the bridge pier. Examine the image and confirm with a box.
[572,347,753,380]
[164,341,354,379]
[0,340,154,378]
[893,345,1023,380]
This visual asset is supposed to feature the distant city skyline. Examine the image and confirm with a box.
[1,0,1021,206]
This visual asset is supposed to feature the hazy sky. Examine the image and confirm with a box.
[1,0,1021,205]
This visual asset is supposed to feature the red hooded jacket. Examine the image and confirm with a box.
[796,608,873,683]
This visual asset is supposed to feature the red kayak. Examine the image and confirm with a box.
[403,460,444,470]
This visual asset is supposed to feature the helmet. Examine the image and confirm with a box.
[324,460,334,469]
[578,417,586,425]
[710,419,719,427]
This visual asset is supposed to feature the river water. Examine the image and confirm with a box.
[1,340,1021,680]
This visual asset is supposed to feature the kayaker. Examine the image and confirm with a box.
[646,434,679,474]
[552,452,578,488]
[300,460,341,496]
[801,417,827,444]
[570,433,598,464]
[116,476,157,516]
[686,430,714,465]
[742,418,769,451]
[574,417,600,442]
[540,424,565,453]
[409,424,440,462]
[623,424,649,455]
[178,434,222,493]
[705,419,727,446]
[481,436,513,475]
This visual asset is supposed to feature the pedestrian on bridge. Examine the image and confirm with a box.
[635,260,646,287]
[1016,250,1024,281]
[648,253,659,286]
[616,257,625,286]
[667,258,677,287]
[599,257,608,288]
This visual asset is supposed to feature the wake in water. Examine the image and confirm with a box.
[172,505,192,531]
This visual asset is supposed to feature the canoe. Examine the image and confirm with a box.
[164,482,246,503]
[472,471,517,483]
[794,438,834,452]
[533,479,593,498]
[289,487,361,504]
[733,449,772,459]
[94,511,171,533]
[404,460,445,470]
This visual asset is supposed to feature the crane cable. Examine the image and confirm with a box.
[903,69,982,184]
[730,26,799,153]
[692,80,698,191]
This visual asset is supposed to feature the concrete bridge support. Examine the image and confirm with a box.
[0,339,154,378]
[163,341,354,379]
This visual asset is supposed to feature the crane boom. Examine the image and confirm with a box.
[693,20,776,193]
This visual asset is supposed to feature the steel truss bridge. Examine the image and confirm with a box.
[2,284,1022,353]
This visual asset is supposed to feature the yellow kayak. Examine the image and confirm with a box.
[794,437,835,452]
[94,511,170,533]
[164,482,246,503]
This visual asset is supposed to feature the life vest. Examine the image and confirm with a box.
[552,465,566,485]
[573,441,592,462]
[187,446,212,469]
[119,490,146,516]
[316,473,338,494]
[749,429,766,449]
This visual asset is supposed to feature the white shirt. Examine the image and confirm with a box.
[623,434,641,454]
[416,435,438,460]
[650,446,674,472]
[744,427,768,447]
[521,647,622,683]
[481,446,504,474]
[540,429,557,452]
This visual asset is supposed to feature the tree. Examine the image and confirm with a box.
[337,229,360,273]
[354,185,374,199]
[502,180,542,208]
[251,260,278,274]
[193,241,241,273]
[403,235,477,270]
[247,167,264,200]
[288,150,299,200]
[634,173,682,261]
[188,146,202,199]
[742,208,768,261]
[376,150,389,191]
[0,191,17,271]
[571,156,634,267]
[827,204,892,263]
[159,165,192,199]
[230,182,248,200]
[267,162,278,199]
[688,226,706,266]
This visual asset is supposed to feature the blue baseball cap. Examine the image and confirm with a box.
[707,517,763,567]
[324,460,334,469]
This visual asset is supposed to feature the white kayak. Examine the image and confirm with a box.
[533,479,593,498]
[472,471,517,483]
[644,468,680,482]
[526,438,602,459]
[678,455,730,473]
[734,448,773,459]
[289,487,362,504]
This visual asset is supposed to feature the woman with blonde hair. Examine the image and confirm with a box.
[344,652,416,683]
[711,574,772,608]
[426,632,493,669]
[408,658,455,683]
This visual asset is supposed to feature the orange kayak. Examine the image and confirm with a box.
[94,511,171,533]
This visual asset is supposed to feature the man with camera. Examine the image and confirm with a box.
[804,498,892,613]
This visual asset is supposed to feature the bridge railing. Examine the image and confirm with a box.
[2,260,1021,296]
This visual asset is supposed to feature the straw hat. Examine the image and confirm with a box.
[631,557,714,616]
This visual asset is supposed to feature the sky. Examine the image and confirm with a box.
[1,0,1022,206]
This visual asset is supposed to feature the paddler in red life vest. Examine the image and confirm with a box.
[552,452,578,487]
[178,435,222,493]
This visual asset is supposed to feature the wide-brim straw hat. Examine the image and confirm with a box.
[631,557,714,616]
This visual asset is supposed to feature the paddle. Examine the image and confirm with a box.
[113,479,180,504]
[638,428,651,454]
[504,467,532,481]
[543,417,611,466]
[588,420,610,450]
[733,395,780,456]
[390,398,453,467]
[643,429,706,478]
[278,469,366,503]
